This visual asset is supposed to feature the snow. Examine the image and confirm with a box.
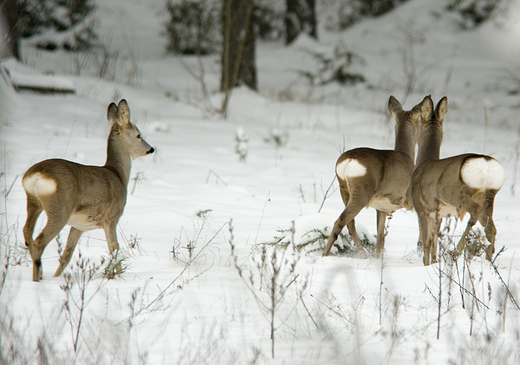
[1,0,520,363]
[3,59,76,93]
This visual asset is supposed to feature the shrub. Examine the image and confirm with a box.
[299,43,366,86]
[253,0,284,41]
[262,225,375,256]
[164,0,284,55]
[164,0,221,55]
[446,0,501,28]
[321,0,410,31]
[17,0,97,51]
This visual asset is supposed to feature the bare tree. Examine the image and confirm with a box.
[0,0,21,59]
[220,0,256,92]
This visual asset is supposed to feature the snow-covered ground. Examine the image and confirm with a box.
[1,0,520,363]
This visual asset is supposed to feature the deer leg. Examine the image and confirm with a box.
[416,232,423,252]
[324,211,347,256]
[31,213,69,282]
[483,217,497,262]
[323,202,366,257]
[479,191,498,261]
[375,210,387,258]
[418,212,437,266]
[23,196,43,249]
[416,210,429,265]
[430,215,442,265]
[455,215,478,256]
[346,219,367,258]
[54,227,83,277]
[454,197,482,258]
[339,187,367,257]
[104,224,122,274]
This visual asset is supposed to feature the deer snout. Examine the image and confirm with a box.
[147,147,155,155]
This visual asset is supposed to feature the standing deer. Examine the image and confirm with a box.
[22,99,154,281]
[323,95,433,257]
[412,96,505,265]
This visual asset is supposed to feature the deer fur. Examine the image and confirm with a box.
[412,96,505,265]
[323,95,433,257]
[22,99,154,281]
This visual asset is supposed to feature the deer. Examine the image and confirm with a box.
[411,96,505,265]
[323,95,433,257]
[22,99,154,282]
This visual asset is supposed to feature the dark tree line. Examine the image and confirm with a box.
[285,0,316,45]
[0,0,96,61]
[1,0,20,59]
[6,0,494,99]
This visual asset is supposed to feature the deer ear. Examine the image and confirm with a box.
[435,97,448,122]
[388,95,402,115]
[117,99,130,126]
[420,95,434,121]
[107,103,118,126]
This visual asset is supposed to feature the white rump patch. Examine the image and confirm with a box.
[336,158,367,179]
[486,158,505,190]
[461,158,487,189]
[22,172,57,196]
[461,157,505,190]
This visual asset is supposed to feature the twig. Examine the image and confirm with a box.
[490,247,520,310]
[379,251,385,326]
[3,175,18,199]
[300,296,319,329]
[255,191,271,243]
[205,170,228,186]
[438,268,489,310]
[310,294,355,326]
[437,241,442,340]
[318,175,336,213]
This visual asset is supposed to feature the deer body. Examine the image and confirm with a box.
[22,100,154,281]
[412,97,505,265]
[323,96,433,257]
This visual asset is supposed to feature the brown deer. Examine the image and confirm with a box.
[22,99,154,281]
[411,96,505,265]
[323,95,433,257]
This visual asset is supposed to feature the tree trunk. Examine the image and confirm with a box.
[220,0,257,93]
[285,0,317,45]
[0,0,21,59]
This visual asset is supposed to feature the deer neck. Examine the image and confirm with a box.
[394,121,416,162]
[104,130,132,187]
[416,123,443,166]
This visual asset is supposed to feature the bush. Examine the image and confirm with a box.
[164,0,285,55]
[164,0,221,55]
[446,0,501,28]
[17,0,97,51]
[253,0,284,41]
[320,0,410,30]
[262,225,375,256]
[299,43,366,86]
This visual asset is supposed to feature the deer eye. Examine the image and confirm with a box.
[137,134,141,139]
